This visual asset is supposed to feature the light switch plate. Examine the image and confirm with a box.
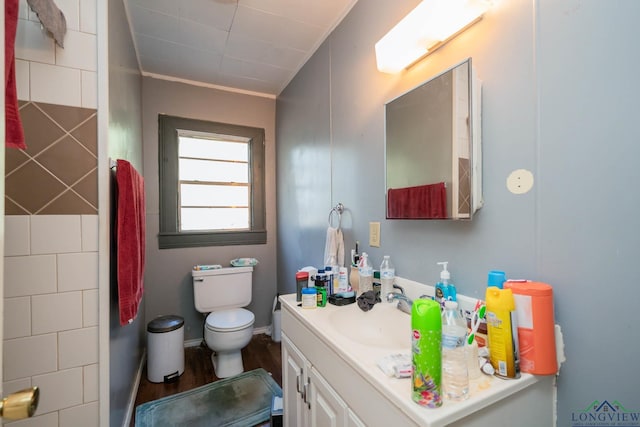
[369,222,380,247]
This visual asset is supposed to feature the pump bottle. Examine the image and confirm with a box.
[434,262,456,307]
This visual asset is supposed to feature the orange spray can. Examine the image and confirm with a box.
[504,280,557,375]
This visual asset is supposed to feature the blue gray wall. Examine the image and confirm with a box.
[107,0,144,425]
[276,0,640,424]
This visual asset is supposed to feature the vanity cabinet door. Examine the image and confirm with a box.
[346,409,366,427]
[283,335,310,427]
[308,366,347,427]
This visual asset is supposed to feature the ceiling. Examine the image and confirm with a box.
[124,0,358,98]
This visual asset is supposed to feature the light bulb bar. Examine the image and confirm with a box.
[375,0,492,74]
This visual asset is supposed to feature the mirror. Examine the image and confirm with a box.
[385,58,482,220]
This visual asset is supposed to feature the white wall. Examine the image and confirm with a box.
[277,0,640,425]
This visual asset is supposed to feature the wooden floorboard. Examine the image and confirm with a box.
[131,333,282,426]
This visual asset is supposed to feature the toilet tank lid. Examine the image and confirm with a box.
[192,266,253,277]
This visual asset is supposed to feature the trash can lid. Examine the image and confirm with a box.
[147,315,184,333]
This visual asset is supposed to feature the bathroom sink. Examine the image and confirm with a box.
[328,303,411,349]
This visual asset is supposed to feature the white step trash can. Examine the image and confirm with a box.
[147,315,185,383]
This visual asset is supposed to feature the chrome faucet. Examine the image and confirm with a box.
[386,291,413,315]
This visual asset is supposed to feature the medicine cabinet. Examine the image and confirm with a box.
[385,58,483,220]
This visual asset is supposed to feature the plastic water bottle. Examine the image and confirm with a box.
[358,252,373,295]
[380,255,395,301]
[441,300,469,400]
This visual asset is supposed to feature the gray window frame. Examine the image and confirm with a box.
[158,114,266,249]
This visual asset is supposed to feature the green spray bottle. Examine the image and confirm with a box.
[411,298,442,408]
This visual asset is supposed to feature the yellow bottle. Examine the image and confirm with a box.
[485,287,520,379]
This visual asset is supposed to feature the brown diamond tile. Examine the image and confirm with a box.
[37,102,96,132]
[71,168,98,208]
[5,146,30,174]
[19,103,66,157]
[36,136,97,186]
[71,114,97,155]
[6,160,66,213]
[40,190,97,214]
[5,198,29,215]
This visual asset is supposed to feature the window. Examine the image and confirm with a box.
[158,115,266,248]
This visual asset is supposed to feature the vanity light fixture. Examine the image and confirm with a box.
[375,0,492,74]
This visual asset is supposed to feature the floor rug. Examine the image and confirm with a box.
[135,368,282,427]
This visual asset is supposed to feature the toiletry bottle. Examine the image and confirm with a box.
[302,287,317,309]
[504,280,557,375]
[435,262,456,307]
[358,252,373,295]
[380,255,395,302]
[350,246,360,294]
[485,285,520,379]
[411,298,442,408]
[441,301,469,400]
[295,271,309,302]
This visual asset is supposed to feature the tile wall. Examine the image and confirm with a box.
[4,216,99,426]
[4,1,100,426]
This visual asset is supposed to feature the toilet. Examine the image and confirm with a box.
[192,266,255,378]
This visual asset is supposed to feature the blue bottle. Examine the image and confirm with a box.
[434,262,456,307]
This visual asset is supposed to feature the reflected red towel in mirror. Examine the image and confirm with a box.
[387,182,447,219]
[116,159,146,326]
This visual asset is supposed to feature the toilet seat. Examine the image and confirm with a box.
[206,308,254,332]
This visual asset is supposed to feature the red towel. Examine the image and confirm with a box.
[116,159,146,325]
[387,182,448,219]
[5,0,26,150]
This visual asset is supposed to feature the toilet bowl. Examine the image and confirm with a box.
[192,266,255,378]
[204,308,255,378]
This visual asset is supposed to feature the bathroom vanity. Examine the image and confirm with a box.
[280,278,556,427]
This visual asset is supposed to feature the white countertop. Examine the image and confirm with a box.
[280,288,541,427]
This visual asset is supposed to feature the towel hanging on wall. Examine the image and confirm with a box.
[5,0,25,149]
[115,159,146,326]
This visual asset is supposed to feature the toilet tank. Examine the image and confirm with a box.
[192,266,253,313]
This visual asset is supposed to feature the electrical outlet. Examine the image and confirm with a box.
[369,222,381,247]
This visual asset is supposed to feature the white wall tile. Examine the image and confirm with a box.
[83,363,98,402]
[60,401,99,427]
[32,292,83,334]
[58,326,98,369]
[55,0,80,31]
[30,63,82,107]
[7,412,58,427]
[4,334,57,381]
[81,215,98,252]
[58,252,98,291]
[4,255,57,298]
[55,30,96,71]
[31,215,82,254]
[81,70,97,109]
[15,19,56,64]
[80,0,96,34]
[4,296,31,339]
[33,368,83,414]
[16,59,30,101]
[83,289,98,327]
[5,215,30,256]
[3,377,32,395]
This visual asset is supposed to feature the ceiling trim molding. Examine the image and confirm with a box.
[141,71,277,100]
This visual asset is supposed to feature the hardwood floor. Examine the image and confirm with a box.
[131,333,282,426]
